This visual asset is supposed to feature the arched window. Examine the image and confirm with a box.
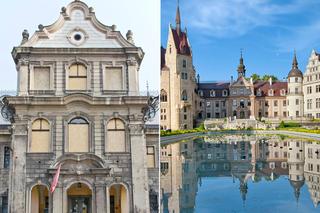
[160,90,168,102]
[106,119,125,152]
[68,63,87,90]
[31,119,50,152]
[68,117,89,152]
[181,90,187,101]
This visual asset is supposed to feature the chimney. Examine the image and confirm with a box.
[250,77,253,84]
[269,77,272,86]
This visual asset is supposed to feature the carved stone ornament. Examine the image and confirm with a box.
[18,57,30,66]
[128,124,144,135]
[126,57,137,66]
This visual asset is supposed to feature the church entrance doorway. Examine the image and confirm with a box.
[67,183,92,213]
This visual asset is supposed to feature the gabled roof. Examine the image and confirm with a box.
[171,28,191,56]
[18,0,135,49]
[254,81,287,97]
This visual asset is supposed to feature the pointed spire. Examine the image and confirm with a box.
[176,0,181,35]
[292,49,298,69]
[237,49,246,78]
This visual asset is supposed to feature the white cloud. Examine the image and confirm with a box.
[183,0,312,38]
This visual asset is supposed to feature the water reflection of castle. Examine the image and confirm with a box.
[160,135,320,212]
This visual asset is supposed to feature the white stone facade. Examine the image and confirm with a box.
[0,1,159,213]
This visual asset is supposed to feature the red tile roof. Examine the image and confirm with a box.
[171,28,191,56]
[254,81,287,97]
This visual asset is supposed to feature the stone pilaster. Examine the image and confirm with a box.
[9,121,28,213]
[17,58,29,96]
[52,186,63,213]
[128,121,150,213]
[127,58,139,96]
[95,184,106,213]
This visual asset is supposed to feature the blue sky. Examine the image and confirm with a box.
[161,0,320,82]
[0,0,159,91]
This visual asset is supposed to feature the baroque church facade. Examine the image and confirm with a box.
[160,3,320,131]
[0,1,159,213]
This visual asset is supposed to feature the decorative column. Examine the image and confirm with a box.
[17,58,29,96]
[128,118,150,213]
[95,183,106,213]
[9,121,28,213]
[127,57,139,96]
[52,185,63,213]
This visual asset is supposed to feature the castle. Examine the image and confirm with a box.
[161,3,320,130]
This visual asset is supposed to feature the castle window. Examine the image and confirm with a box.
[1,195,8,213]
[316,98,320,108]
[283,100,286,107]
[31,119,50,153]
[307,86,312,94]
[106,118,125,152]
[181,72,188,80]
[3,147,10,169]
[160,90,168,102]
[68,117,89,152]
[257,89,261,96]
[296,99,299,105]
[181,90,187,101]
[161,162,169,175]
[68,64,87,90]
[182,59,186,68]
[210,90,215,97]
[268,89,273,96]
[295,77,298,83]
[274,100,278,107]
[104,67,123,90]
[316,85,320,93]
[147,146,155,168]
[32,67,50,90]
[307,99,312,109]
[222,90,228,96]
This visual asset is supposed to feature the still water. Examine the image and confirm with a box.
[161,134,320,213]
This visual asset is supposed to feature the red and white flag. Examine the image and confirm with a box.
[50,163,61,193]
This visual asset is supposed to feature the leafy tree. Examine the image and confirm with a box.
[250,73,260,81]
[262,75,278,81]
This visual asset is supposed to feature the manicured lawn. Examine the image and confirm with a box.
[278,127,320,134]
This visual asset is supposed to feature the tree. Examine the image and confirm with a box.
[262,75,278,82]
[250,73,260,81]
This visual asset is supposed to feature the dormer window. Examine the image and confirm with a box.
[198,90,203,97]
[280,89,286,96]
[210,90,215,97]
[222,90,228,97]
[268,89,274,96]
[257,89,261,96]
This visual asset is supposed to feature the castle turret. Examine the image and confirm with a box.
[237,51,246,78]
[286,51,304,118]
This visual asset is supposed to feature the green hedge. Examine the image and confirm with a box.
[278,121,301,128]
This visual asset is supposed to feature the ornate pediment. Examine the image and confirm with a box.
[19,1,135,48]
[49,153,110,175]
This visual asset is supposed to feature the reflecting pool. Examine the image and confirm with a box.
[160,134,320,213]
